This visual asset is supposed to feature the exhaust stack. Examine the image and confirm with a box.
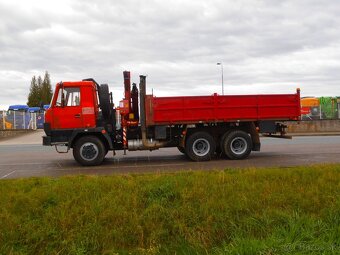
[131,83,139,121]
[128,75,167,150]
[123,71,131,114]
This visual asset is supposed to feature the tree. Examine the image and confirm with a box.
[27,71,53,107]
[41,71,53,104]
[27,76,40,107]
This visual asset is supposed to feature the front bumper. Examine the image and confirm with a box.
[44,123,51,136]
[43,135,52,146]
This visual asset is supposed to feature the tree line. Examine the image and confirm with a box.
[27,71,53,107]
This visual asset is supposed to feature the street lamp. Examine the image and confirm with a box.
[216,62,224,95]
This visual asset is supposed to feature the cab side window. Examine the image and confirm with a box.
[55,89,63,106]
[56,87,81,107]
[66,88,81,106]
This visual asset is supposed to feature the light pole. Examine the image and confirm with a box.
[216,62,224,95]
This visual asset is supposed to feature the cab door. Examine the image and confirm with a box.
[52,86,84,129]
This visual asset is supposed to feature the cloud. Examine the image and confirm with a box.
[0,0,339,109]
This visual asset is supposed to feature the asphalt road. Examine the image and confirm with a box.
[0,131,340,179]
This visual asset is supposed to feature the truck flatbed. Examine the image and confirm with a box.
[145,90,301,126]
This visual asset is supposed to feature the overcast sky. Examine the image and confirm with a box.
[1,0,339,109]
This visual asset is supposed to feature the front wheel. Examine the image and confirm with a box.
[185,132,216,161]
[73,136,106,166]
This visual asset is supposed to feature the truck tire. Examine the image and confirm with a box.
[98,84,111,120]
[185,132,216,161]
[222,130,252,160]
[73,136,106,166]
[219,130,233,158]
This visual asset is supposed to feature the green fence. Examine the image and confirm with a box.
[319,97,339,119]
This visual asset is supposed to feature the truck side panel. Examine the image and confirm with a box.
[145,92,300,126]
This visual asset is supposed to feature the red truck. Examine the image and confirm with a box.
[43,71,301,166]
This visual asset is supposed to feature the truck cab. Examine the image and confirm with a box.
[45,81,99,130]
[43,79,116,166]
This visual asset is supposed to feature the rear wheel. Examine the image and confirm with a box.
[219,130,233,158]
[185,132,216,161]
[73,136,105,166]
[222,130,252,160]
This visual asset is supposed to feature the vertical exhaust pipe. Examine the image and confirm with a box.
[132,75,167,150]
[123,71,131,114]
[139,75,147,141]
[131,83,139,120]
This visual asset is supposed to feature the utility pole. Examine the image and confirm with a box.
[216,62,224,95]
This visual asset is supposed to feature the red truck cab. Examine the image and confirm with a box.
[45,81,99,130]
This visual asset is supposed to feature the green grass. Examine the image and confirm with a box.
[0,165,339,255]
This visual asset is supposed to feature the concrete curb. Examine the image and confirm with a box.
[289,132,340,136]
[0,130,35,140]
[286,120,340,134]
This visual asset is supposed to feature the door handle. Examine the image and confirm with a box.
[74,114,81,118]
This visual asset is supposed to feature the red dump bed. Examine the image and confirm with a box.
[145,90,301,126]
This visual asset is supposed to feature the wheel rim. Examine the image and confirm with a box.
[192,138,210,157]
[80,142,99,161]
[230,137,247,155]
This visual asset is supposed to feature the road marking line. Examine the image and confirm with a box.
[0,162,52,166]
[51,163,187,172]
[5,163,187,173]
[0,170,16,179]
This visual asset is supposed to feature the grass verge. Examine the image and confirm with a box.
[0,164,339,254]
